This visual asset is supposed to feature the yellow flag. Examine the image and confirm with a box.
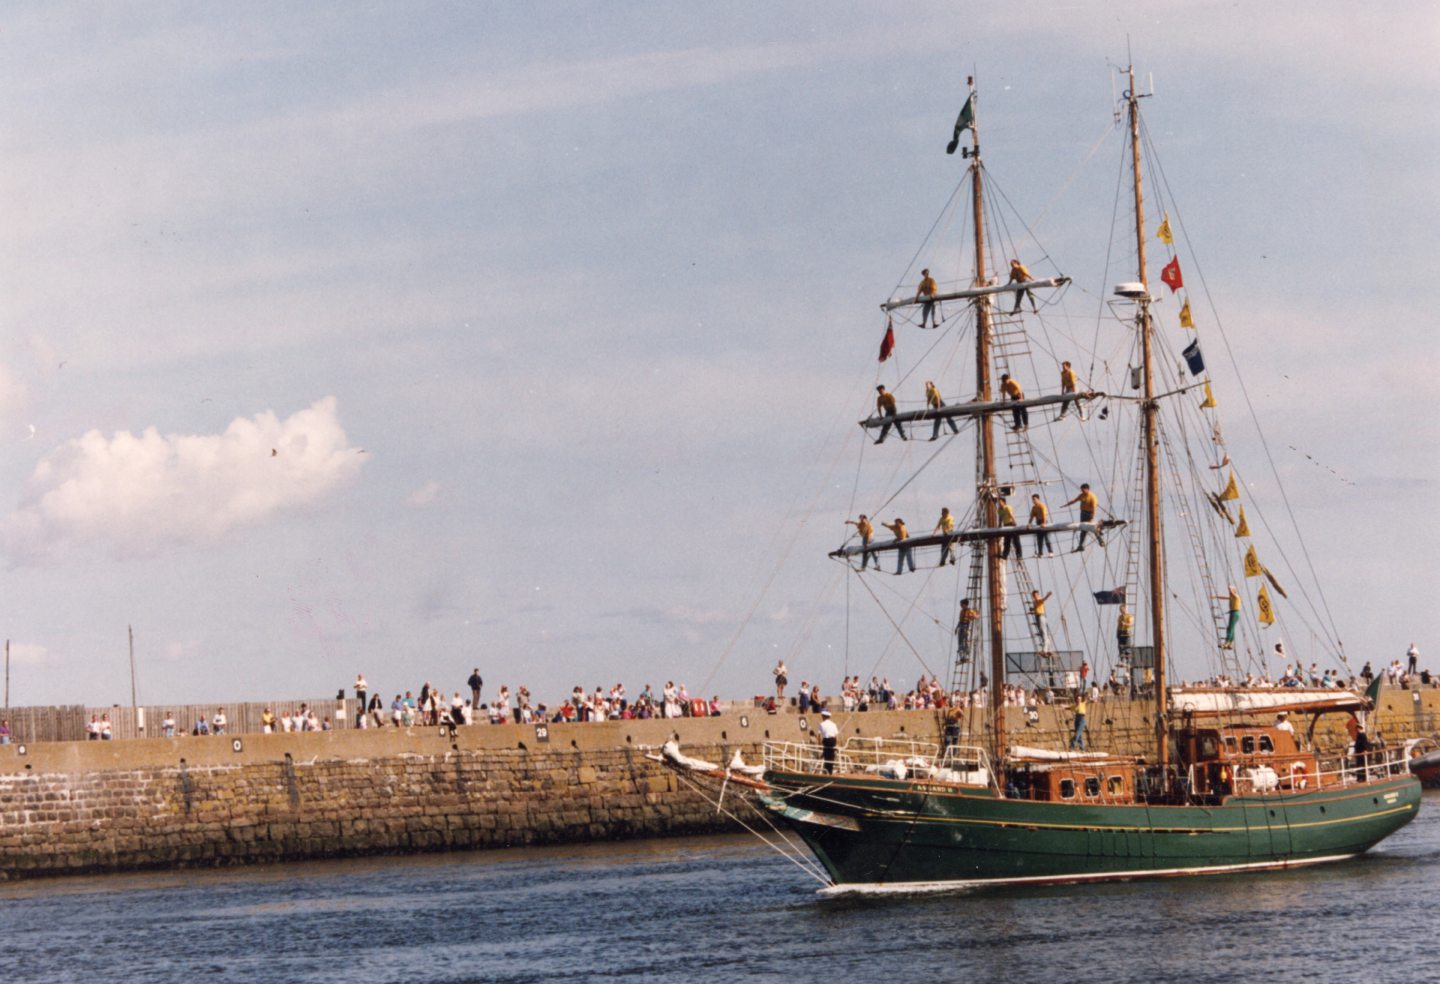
[1179,299,1194,328]
[1244,545,1263,578]
[1157,214,1173,245]
[1257,584,1275,626]
[1219,470,1240,501]
[1200,382,1217,408]
[1234,506,1250,538]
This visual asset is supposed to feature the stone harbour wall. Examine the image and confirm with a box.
[0,708,945,880]
[1,690,1435,881]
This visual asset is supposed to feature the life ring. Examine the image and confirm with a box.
[1289,761,1309,790]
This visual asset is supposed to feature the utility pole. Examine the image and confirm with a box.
[128,625,138,731]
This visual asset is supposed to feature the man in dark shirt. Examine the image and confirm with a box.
[468,668,484,711]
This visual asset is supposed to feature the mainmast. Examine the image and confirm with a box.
[962,79,1007,764]
[1126,67,1168,770]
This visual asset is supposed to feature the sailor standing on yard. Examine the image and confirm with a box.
[1028,493,1052,556]
[874,385,908,444]
[1000,373,1028,432]
[845,514,880,571]
[925,379,960,440]
[1062,483,1102,551]
[819,709,839,774]
[917,268,939,328]
[883,517,915,574]
[934,507,958,566]
[1008,258,1038,314]
[1057,360,1087,420]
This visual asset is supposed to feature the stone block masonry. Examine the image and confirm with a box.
[0,709,940,880]
[1,691,1434,881]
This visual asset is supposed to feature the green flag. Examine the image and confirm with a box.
[1364,674,1382,707]
[946,94,975,155]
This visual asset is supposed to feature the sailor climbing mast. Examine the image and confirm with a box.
[960,79,1007,763]
[1126,66,1168,770]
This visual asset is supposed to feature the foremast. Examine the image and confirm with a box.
[1125,67,1168,770]
[960,79,1007,767]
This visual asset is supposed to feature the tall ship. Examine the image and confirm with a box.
[661,67,1420,891]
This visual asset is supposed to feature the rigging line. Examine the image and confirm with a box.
[667,769,831,886]
[851,567,940,682]
[699,391,873,699]
[1139,114,1343,652]
[894,175,969,298]
[1027,116,1127,236]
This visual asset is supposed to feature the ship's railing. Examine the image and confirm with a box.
[1223,745,1412,796]
[763,737,993,786]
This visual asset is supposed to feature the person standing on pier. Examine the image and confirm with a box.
[774,660,789,700]
[1408,643,1420,676]
[355,673,368,727]
[468,668,484,711]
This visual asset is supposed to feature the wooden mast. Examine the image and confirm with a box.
[1127,67,1168,770]
[963,80,1006,765]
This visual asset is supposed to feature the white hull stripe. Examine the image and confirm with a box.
[817,853,1359,895]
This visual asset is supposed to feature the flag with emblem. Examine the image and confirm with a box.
[1235,506,1250,538]
[1179,298,1194,328]
[1219,470,1240,501]
[1157,214,1173,245]
[1244,545,1263,578]
[1161,256,1183,292]
[879,320,895,362]
[1256,584,1275,626]
[945,94,976,155]
[1200,382,1217,408]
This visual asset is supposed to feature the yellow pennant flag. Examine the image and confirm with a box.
[1200,382,1217,408]
[1157,214,1174,245]
[1244,545,1263,578]
[1234,506,1250,538]
[1179,298,1194,328]
[1256,584,1275,626]
[1219,470,1240,501]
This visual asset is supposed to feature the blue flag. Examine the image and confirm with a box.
[1182,340,1205,375]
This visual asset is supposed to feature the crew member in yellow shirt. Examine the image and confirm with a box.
[883,517,915,574]
[1000,373,1028,431]
[874,385,908,444]
[997,497,1021,559]
[1028,493,1052,556]
[917,268,940,329]
[934,506,957,566]
[1009,258,1038,315]
[1057,360,1085,420]
[957,599,979,662]
[845,514,880,571]
[925,380,960,440]
[1063,483,1102,551]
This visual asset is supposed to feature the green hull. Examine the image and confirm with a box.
[764,771,1421,890]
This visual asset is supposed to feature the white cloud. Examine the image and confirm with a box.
[406,480,442,508]
[2,397,364,563]
[7,642,52,666]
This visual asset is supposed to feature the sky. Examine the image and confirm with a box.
[0,2,1436,709]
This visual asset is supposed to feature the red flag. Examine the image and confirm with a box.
[878,322,895,362]
[1160,256,1183,293]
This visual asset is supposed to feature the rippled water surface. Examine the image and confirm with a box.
[3,790,1437,983]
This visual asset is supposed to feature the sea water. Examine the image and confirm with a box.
[2,790,1436,983]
